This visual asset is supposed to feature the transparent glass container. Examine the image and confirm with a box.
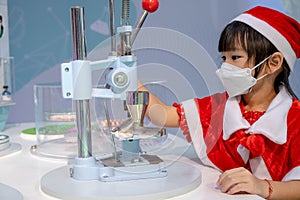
[31,82,114,160]
[0,57,15,131]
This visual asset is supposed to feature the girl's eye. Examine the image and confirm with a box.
[221,56,226,61]
[231,55,241,60]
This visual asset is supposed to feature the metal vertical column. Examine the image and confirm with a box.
[70,7,92,158]
[109,0,117,55]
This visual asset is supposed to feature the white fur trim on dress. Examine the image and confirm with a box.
[282,166,300,181]
[237,144,250,164]
[182,99,219,170]
[223,87,292,144]
[249,157,272,180]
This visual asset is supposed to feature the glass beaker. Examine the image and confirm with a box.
[32,82,114,160]
[32,83,77,159]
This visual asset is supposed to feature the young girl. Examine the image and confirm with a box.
[139,6,300,199]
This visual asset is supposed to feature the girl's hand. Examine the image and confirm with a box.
[217,167,269,198]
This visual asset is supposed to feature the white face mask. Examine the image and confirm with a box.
[216,56,270,97]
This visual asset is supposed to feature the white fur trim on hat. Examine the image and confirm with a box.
[233,14,297,71]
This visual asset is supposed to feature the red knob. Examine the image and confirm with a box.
[142,0,159,13]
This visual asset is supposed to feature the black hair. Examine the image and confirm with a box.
[218,21,297,99]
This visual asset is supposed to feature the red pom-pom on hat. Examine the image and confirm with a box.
[233,6,300,70]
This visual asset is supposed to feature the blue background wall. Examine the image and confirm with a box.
[6,0,300,123]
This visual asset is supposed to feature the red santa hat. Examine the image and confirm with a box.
[232,6,300,71]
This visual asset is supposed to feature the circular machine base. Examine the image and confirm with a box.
[0,183,23,200]
[41,160,201,200]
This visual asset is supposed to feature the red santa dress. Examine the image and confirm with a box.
[174,86,300,181]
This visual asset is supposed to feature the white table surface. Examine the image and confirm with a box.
[0,123,263,200]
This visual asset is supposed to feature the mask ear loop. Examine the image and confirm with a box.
[251,55,272,72]
[247,72,269,94]
[251,55,272,79]
[247,55,272,93]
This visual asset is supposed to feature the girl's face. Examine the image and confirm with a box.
[221,48,268,80]
[221,46,252,69]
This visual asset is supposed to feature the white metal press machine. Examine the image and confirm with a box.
[40,1,202,199]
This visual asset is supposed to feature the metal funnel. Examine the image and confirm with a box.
[126,91,149,127]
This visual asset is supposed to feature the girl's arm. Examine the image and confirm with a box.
[217,167,300,199]
[138,81,179,128]
[267,180,300,200]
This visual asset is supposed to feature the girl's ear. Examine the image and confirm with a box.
[267,52,284,74]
